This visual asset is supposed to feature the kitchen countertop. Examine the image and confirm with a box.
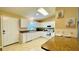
[19,28,48,33]
[0,46,2,48]
[20,30,48,33]
[41,36,79,51]
[0,46,2,51]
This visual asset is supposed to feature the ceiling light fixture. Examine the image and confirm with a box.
[36,13,39,16]
[37,8,48,16]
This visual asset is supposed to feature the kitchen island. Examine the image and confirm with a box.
[41,36,79,51]
[0,46,2,51]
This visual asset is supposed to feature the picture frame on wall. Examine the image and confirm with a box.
[57,10,64,18]
[66,17,76,28]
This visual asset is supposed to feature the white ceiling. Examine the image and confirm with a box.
[0,7,56,19]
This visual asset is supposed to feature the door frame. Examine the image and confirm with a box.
[0,16,3,50]
[78,8,79,39]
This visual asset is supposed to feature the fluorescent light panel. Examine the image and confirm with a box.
[37,8,48,16]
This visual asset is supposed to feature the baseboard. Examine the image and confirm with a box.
[3,42,19,47]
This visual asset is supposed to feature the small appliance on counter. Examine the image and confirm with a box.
[43,25,55,39]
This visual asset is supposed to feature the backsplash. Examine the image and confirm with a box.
[39,21,55,28]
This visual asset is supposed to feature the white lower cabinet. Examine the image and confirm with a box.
[26,32,33,42]
[20,31,55,43]
[26,32,40,42]
[20,32,41,43]
[19,33,27,43]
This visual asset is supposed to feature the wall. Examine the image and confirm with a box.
[0,10,24,19]
[55,7,78,38]
[20,18,29,28]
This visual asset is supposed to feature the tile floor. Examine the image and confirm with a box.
[3,37,49,51]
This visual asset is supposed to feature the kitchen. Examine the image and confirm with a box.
[0,7,78,51]
[19,18,55,43]
[0,7,56,51]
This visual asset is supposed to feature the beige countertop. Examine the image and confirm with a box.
[0,46,2,48]
[41,36,79,51]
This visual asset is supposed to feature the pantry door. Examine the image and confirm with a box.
[2,16,19,46]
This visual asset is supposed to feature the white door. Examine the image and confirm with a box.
[2,16,19,46]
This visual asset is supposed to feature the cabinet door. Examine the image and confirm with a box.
[26,32,41,42]
[26,32,32,41]
[22,33,27,43]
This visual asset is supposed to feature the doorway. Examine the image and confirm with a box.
[1,16,19,46]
